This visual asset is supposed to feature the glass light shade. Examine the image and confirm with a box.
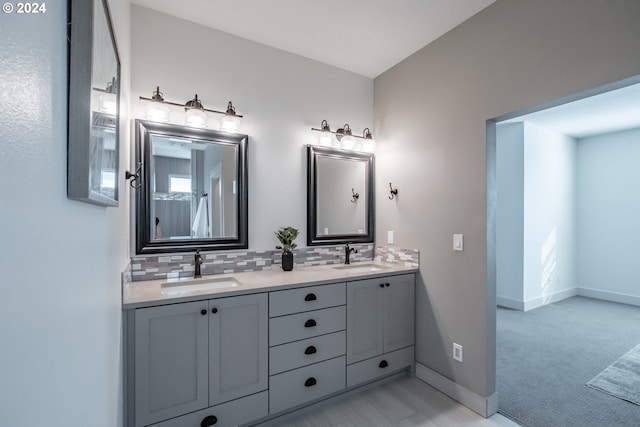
[220,114,241,133]
[145,102,169,122]
[318,132,334,147]
[341,135,356,150]
[362,137,376,153]
[99,93,117,115]
[185,108,207,128]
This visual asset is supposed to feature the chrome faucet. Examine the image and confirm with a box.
[345,243,358,265]
[194,250,203,278]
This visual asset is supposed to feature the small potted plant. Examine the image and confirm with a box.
[275,226,299,271]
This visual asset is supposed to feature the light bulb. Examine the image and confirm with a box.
[220,114,241,133]
[341,135,356,150]
[145,102,169,122]
[99,93,117,115]
[362,138,376,153]
[318,132,334,147]
[185,108,207,128]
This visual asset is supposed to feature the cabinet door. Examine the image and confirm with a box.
[134,301,209,427]
[209,293,268,406]
[383,274,415,353]
[346,278,384,364]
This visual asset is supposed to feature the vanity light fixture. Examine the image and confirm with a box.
[219,102,241,133]
[143,86,170,122]
[139,87,244,131]
[337,124,357,150]
[184,94,207,128]
[316,120,336,147]
[361,128,376,153]
[310,120,376,152]
[95,77,118,115]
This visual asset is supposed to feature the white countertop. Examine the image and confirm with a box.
[123,260,418,309]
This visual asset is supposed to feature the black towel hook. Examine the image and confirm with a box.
[351,188,360,203]
[125,162,143,189]
[389,183,398,200]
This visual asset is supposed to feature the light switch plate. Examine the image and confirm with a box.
[388,230,394,244]
[453,234,464,251]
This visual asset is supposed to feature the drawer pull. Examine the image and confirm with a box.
[200,415,218,426]
[304,377,317,387]
[385,283,390,287]
[379,283,384,288]
[211,307,218,314]
[304,345,317,355]
[304,319,317,328]
[304,293,317,301]
[200,309,207,316]
[379,360,389,368]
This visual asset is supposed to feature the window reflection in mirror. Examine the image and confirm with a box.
[135,120,247,254]
[307,145,374,246]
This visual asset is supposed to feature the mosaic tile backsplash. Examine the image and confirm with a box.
[130,244,419,282]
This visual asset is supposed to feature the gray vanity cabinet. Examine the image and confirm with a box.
[209,293,268,406]
[130,293,268,427]
[133,301,209,427]
[346,274,415,385]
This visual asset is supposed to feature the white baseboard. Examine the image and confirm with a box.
[496,296,524,311]
[499,287,640,311]
[415,363,498,417]
[524,287,579,311]
[578,287,640,307]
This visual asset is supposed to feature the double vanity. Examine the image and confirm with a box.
[123,261,417,427]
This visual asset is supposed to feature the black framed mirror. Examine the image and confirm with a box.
[134,120,248,254]
[307,145,374,245]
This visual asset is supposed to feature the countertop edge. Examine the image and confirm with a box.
[122,261,418,310]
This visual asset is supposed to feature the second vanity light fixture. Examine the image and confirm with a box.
[140,86,243,133]
[311,120,376,153]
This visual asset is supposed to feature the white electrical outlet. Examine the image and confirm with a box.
[453,343,463,362]
[388,230,394,244]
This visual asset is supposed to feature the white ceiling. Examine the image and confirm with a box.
[130,0,496,78]
[501,83,640,139]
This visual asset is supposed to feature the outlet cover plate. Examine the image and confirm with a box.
[453,343,463,362]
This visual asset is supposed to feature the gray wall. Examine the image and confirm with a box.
[374,0,640,398]
[0,0,131,425]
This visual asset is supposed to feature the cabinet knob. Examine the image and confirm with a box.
[304,345,317,355]
[304,293,317,302]
[379,360,389,368]
[200,415,218,426]
[304,377,317,387]
[211,308,218,314]
[379,283,384,288]
[200,309,207,316]
[304,319,317,328]
[385,283,390,287]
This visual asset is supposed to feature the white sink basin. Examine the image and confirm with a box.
[333,263,390,274]
[161,277,240,296]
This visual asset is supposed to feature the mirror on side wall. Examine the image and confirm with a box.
[307,145,374,245]
[134,120,248,254]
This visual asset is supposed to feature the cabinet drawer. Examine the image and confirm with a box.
[269,306,345,346]
[270,331,346,375]
[270,356,346,414]
[346,346,414,388]
[270,282,346,317]
[149,391,268,427]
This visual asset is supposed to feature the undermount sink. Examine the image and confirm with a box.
[161,277,240,296]
[333,263,390,274]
